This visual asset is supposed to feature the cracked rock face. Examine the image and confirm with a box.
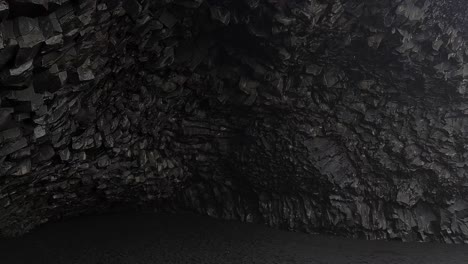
[1,0,468,243]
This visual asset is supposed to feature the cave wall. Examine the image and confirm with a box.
[1,0,468,243]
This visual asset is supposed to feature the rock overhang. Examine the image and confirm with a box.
[1,0,468,243]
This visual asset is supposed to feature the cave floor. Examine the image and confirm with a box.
[0,213,467,264]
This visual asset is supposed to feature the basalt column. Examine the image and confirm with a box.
[2,0,468,244]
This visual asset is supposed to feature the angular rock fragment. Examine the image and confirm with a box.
[14,16,45,48]
[76,64,94,81]
[159,11,177,28]
[97,155,110,168]
[0,60,34,86]
[33,125,46,139]
[0,137,27,157]
[12,17,45,67]
[39,13,63,48]
[9,158,31,176]
[367,34,384,50]
[0,127,21,143]
[68,58,94,82]
[58,148,70,161]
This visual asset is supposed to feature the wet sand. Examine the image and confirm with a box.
[0,212,467,264]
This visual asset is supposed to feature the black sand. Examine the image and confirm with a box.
[0,213,467,264]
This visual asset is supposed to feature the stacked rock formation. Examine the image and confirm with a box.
[1,0,468,243]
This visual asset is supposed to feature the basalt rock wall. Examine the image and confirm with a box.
[1,0,468,243]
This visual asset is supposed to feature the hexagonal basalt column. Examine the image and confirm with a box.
[1,0,468,244]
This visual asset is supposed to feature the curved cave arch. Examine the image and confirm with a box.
[1,0,468,244]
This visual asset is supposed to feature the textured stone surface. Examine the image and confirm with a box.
[1,0,468,243]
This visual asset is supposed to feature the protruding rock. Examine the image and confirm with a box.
[59,148,70,161]
[33,126,46,139]
[10,158,31,176]
[14,16,45,49]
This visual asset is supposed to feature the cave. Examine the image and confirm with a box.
[1,0,468,250]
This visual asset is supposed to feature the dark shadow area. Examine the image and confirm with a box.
[0,212,467,264]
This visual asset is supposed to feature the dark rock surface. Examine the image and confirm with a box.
[1,212,468,264]
[1,0,468,243]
